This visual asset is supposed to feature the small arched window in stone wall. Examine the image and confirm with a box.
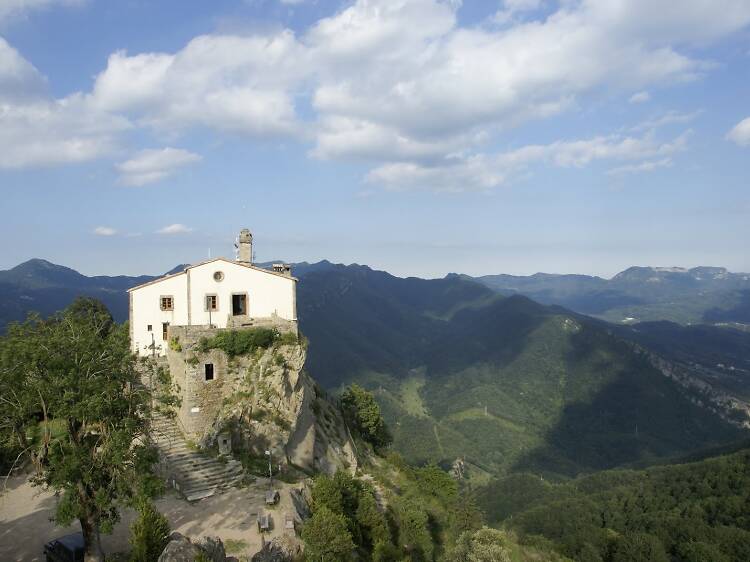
[213,271,224,282]
[204,363,215,381]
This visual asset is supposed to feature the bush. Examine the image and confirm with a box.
[341,384,392,448]
[197,328,279,357]
[447,527,512,562]
[129,500,171,562]
[301,506,355,561]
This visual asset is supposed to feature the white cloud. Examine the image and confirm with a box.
[0,38,130,169]
[157,223,193,235]
[0,0,84,22]
[607,157,673,175]
[3,0,750,191]
[367,129,691,191]
[0,94,131,169]
[726,117,750,146]
[0,38,46,101]
[629,110,701,132]
[93,226,117,236]
[115,147,201,186]
[91,33,306,137]
[493,0,543,25]
[629,91,650,104]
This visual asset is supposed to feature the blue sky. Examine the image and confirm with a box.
[0,0,748,278]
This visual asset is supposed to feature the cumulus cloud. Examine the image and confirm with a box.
[115,147,201,186]
[4,0,750,191]
[0,38,130,169]
[629,91,650,104]
[93,226,117,236]
[157,223,193,235]
[91,33,306,137]
[726,117,750,146]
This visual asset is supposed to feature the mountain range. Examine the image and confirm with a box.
[1,258,749,480]
[471,266,750,325]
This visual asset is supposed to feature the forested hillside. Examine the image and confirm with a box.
[297,264,749,479]
[478,447,750,561]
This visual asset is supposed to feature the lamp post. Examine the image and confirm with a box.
[265,449,273,486]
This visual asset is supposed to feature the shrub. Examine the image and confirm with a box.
[340,384,392,448]
[129,500,171,562]
[197,328,279,357]
[447,527,512,562]
[301,506,354,561]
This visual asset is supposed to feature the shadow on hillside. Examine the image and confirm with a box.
[425,295,550,377]
[703,290,750,324]
[510,327,746,478]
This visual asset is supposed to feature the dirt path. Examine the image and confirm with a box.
[0,473,300,561]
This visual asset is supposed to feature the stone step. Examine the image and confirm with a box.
[151,412,246,501]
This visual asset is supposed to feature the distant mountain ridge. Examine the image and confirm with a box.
[2,258,749,478]
[472,265,750,325]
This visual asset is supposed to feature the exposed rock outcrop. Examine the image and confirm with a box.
[166,327,358,475]
[251,536,304,562]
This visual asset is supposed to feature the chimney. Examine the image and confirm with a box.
[237,228,253,264]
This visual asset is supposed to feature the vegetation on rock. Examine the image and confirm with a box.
[197,327,299,357]
[341,384,392,449]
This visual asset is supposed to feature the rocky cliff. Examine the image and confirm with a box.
[166,326,358,475]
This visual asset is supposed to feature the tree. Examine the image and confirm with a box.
[129,500,171,562]
[301,506,355,561]
[0,299,168,562]
[448,527,512,562]
[611,532,669,562]
[394,496,433,562]
[340,384,392,448]
[356,489,390,547]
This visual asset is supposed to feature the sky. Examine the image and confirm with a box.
[0,0,749,279]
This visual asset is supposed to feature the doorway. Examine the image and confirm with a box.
[232,294,247,316]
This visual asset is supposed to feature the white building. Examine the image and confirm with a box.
[128,229,297,356]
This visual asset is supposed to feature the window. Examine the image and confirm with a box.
[213,271,224,282]
[147,324,152,331]
[204,363,214,381]
[162,322,169,340]
[205,294,218,311]
[160,296,174,311]
[232,293,247,316]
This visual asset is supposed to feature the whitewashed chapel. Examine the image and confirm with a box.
[128,229,297,356]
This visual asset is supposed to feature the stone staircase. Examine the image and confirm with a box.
[151,413,245,501]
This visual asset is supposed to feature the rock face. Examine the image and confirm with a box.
[158,533,231,562]
[251,537,303,562]
[157,533,203,561]
[165,326,358,475]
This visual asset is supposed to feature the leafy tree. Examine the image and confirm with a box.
[394,496,433,562]
[310,473,344,513]
[341,384,392,448]
[356,489,390,546]
[373,540,403,562]
[0,299,170,561]
[611,532,669,562]
[676,541,730,562]
[448,527,512,562]
[301,506,355,561]
[129,500,171,562]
